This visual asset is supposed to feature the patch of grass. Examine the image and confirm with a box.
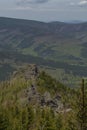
[0,77,31,105]
[40,66,82,87]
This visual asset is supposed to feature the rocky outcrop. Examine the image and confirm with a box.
[25,84,63,112]
[24,64,39,80]
[13,64,39,80]
[14,64,64,112]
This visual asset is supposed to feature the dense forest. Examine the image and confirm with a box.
[0,65,87,130]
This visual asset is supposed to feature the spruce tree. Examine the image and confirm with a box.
[77,79,87,130]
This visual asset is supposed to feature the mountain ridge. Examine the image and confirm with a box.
[1,17,87,30]
[0,17,87,82]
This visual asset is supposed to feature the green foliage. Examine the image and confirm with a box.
[0,111,9,130]
[0,68,87,130]
[76,79,87,130]
[37,71,67,96]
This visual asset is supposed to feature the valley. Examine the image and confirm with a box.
[0,17,87,86]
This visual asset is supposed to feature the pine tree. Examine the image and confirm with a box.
[77,79,87,130]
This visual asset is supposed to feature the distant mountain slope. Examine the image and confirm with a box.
[0,17,87,81]
[0,17,87,59]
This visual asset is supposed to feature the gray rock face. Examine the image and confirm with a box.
[25,84,63,111]
[18,64,64,111]
[24,64,39,80]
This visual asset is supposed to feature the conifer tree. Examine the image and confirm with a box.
[77,79,87,130]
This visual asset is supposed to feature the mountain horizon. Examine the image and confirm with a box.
[0,16,87,24]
